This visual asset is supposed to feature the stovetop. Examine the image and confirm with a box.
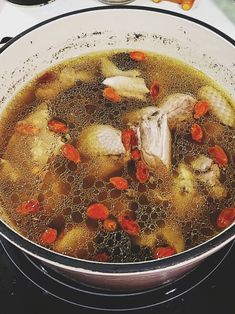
[0,236,234,314]
[0,0,234,40]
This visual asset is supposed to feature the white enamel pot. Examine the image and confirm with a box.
[0,6,234,291]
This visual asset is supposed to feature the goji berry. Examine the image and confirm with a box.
[16,199,40,215]
[103,87,121,102]
[103,219,117,232]
[153,246,176,259]
[191,123,203,142]
[87,203,109,221]
[48,119,69,133]
[217,207,235,228]
[40,228,57,245]
[131,149,141,161]
[136,160,149,183]
[129,51,146,62]
[150,81,160,100]
[194,101,209,119]
[95,252,110,262]
[208,145,228,167]
[121,128,137,151]
[118,212,140,236]
[62,144,81,163]
[109,177,129,190]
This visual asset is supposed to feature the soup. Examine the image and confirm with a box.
[0,50,234,263]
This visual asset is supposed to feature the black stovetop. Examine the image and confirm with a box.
[0,237,234,314]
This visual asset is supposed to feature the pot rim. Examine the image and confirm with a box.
[0,6,234,274]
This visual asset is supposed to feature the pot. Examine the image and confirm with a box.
[0,6,234,291]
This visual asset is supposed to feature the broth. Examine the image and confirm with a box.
[0,50,234,262]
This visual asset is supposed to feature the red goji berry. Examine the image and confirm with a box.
[16,199,40,215]
[217,208,235,228]
[95,252,110,262]
[48,119,68,133]
[118,212,140,236]
[121,129,137,151]
[191,123,203,142]
[150,81,160,100]
[129,51,146,62]
[119,218,140,236]
[40,228,57,245]
[131,149,141,161]
[62,144,81,163]
[87,203,109,221]
[103,87,121,102]
[194,101,209,119]
[208,145,228,167]
[153,246,176,259]
[109,177,129,190]
[136,160,149,183]
[103,219,117,232]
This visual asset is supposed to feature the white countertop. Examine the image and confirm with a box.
[0,0,234,41]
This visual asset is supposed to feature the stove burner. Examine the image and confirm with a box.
[0,238,234,312]
[6,0,54,5]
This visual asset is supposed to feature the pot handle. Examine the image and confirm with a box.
[0,37,13,50]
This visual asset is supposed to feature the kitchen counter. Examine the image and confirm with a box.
[0,0,234,41]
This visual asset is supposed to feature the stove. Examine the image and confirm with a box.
[0,237,234,313]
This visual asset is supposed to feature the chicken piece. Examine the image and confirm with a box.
[1,103,63,182]
[0,104,64,220]
[159,224,185,253]
[78,124,125,157]
[35,67,93,100]
[59,67,94,85]
[122,93,196,129]
[197,164,227,199]
[198,86,235,128]
[198,164,227,199]
[20,102,49,129]
[172,163,204,217]
[136,221,185,253]
[190,155,227,199]
[87,155,126,179]
[78,125,126,178]
[103,76,149,100]
[101,57,140,78]
[0,159,20,182]
[53,223,95,257]
[191,155,213,172]
[159,93,196,129]
[35,81,59,99]
[23,104,63,165]
[123,106,158,125]
[134,112,171,169]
